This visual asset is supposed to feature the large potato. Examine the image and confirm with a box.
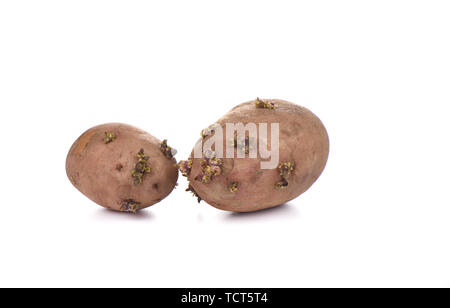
[66,123,178,213]
[178,99,329,212]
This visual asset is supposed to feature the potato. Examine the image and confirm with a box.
[66,123,178,213]
[178,98,329,212]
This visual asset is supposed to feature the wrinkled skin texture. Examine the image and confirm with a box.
[66,123,178,212]
[186,99,329,212]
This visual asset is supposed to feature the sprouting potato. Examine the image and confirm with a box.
[66,123,178,213]
[178,98,329,212]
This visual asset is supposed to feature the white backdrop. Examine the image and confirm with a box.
[0,1,449,287]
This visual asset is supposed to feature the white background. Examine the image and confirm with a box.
[0,0,449,288]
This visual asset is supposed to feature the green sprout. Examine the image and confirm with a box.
[228,181,239,193]
[131,149,151,185]
[275,162,295,190]
[120,199,141,214]
[177,158,193,177]
[254,97,275,110]
[160,139,177,159]
[195,152,223,184]
[104,132,116,144]
[186,185,202,203]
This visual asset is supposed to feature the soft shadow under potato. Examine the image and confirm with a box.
[93,207,154,221]
[221,203,300,221]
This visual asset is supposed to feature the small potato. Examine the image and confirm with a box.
[66,123,178,213]
[178,99,329,212]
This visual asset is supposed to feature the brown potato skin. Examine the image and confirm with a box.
[187,99,329,212]
[66,123,178,212]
